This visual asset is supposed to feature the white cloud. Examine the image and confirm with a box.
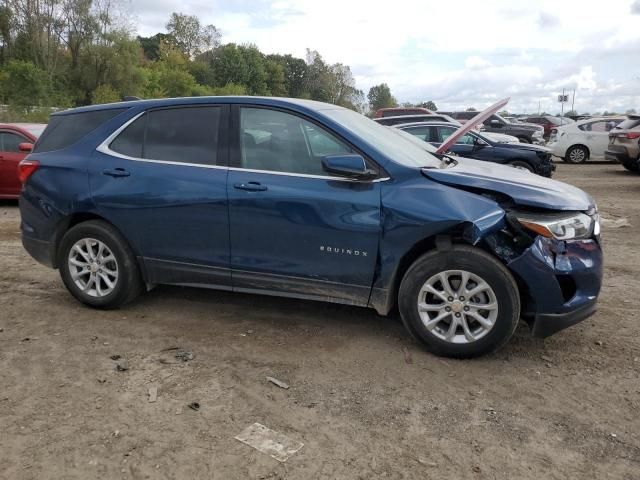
[129,0,640,113]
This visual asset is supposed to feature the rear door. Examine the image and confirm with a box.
[91,105,231,287]
[0,130,28,197]
[227,105,382,305]
[583,120,617,158]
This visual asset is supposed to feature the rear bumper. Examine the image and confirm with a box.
[605,148,633,164]
[22,234,55,268]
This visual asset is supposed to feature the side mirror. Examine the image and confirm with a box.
[322,154,376,179]
[474,137,489,147]
[490,119,502,128]
[19,142,34,152]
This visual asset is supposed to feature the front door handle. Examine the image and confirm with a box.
[103,168,130,178]
[233,182,267,192]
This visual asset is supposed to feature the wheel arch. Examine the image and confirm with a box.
[51,212,141,269]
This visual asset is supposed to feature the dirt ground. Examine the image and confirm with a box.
[1,162,639,480]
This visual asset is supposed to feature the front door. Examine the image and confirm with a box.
[90,105,231,287]
[227,106,382,305]
[0,130,28,197]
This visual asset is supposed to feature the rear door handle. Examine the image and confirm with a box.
[103,168,130,178]
[233,182,267,192]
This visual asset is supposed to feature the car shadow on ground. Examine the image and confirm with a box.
[123,283,542,358]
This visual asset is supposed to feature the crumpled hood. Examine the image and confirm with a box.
[422,157,594,211]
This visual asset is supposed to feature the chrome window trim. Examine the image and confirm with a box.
[96,111,390,183]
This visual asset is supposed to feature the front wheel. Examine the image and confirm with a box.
[398,246,520,358]
[622,161,639,172]
[58,220,143,309]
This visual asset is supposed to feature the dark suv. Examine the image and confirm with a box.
[19,96,602,358]
[439,112,545,144]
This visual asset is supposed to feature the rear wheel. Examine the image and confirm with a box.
[566,145,588,164]
[58,220,143,309]
[398,246,520,358]
[622,161,639,172]
[509,160,534,172]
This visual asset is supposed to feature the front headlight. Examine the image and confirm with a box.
[515,212,596,240]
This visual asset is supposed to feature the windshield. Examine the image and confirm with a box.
[323,108,440,168]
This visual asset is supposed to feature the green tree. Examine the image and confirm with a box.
[267,53,307,97]
[466,107,477,111]
[421,100,437,111]
[166,12,220,58]
[367,83,396,111]
[91,83,120,104]
[0,59,50,106]
[265,59,286,96]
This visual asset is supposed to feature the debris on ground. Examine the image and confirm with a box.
[235,422,304,462]
[595,340,603,346]
[175,351,194,362]
[187,402,200,411]
[110,354,121,361]
[115,360,129,372]
[148,386,157,403]
[0,327,4,332]
[402,346,413,364]
[266,376,290,389]
[540,355,553,363]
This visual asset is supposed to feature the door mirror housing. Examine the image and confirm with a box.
[490,119,503,128]
[474,137,489,147]
[19,142,34,152]
[322,154,376,179]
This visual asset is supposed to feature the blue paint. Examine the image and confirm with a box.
[20,96,603,337]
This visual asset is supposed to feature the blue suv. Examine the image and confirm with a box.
[19,97,603,357]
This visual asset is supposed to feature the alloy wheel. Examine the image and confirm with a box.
[67,238,119,298]
[417,270,498,344]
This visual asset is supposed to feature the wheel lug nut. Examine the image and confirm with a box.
[464,306,470,311]
[448,297,454,302]
[459,296,465,301]
[455,313,461,317]
[445,306,452,312]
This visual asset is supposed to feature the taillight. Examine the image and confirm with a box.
[18,159,40,184]
[614,132,640,139]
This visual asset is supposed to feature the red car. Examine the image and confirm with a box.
[0,123,46,199]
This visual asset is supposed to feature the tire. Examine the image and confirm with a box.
[398,246,520,358]
[509,160,534,172]
[57,220,143,309]
[565,145,588,164]
[517,137,531,144]
[622,161,639,172]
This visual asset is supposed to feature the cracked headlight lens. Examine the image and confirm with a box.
[515,212,595,240]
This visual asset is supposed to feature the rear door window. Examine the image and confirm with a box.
[109,106,222,165]
[34,108,126,153]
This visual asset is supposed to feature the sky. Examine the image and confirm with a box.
[129,0,640,114]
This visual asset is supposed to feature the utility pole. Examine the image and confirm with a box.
[571,89,576,114]
[560,88,565,120]
[538,100,541,115]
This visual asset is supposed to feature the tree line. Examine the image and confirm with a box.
[0,1,407,121]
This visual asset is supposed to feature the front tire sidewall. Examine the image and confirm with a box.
[566,146,588,164]
[58,221,141,309]
[399,247,520,358]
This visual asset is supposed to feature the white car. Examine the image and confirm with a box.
[547,117,625,163]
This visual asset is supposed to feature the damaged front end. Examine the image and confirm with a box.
[483,210,602,337]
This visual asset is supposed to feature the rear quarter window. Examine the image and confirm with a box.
[34,108,126,153]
